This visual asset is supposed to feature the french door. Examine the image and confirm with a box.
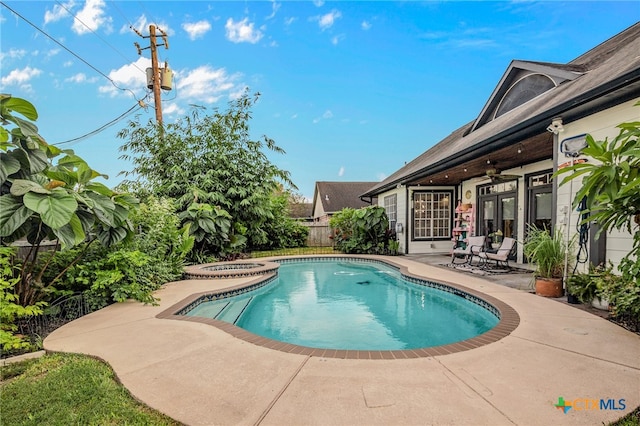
[478,181,518,249]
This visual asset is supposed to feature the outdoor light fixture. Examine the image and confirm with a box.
[561,134,588,157]
[547,117,564,134]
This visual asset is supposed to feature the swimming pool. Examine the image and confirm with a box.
[176,258,507,352]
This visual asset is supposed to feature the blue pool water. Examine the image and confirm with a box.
[184,259,499,350]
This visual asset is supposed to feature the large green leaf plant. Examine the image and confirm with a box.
[554,104,639,327]
[0,95,138,306]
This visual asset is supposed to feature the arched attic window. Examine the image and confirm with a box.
[494,73,556,119]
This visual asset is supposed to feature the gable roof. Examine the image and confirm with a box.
[312,181,377,215]
[363,22,640,197]
[289,202,313,219]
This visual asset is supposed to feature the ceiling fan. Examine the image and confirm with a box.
[483,162,521,183]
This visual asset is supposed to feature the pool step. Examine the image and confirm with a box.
[189,300,229,319]
[216,296,253,324]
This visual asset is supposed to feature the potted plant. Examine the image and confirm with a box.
[566,268,599,305]
[523,225,574,298]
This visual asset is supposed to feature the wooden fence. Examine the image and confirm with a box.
[303,223,333,247]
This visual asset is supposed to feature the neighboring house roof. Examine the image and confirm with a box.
[289,202,313,219]
[363,22,640,197]
[312,181,378,216]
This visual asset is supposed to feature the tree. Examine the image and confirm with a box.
[0,95,138,306]
[118,91,295,258]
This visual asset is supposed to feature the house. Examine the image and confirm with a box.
[311,181,377,223]
[362,22,640,271]
[288,201,313,223]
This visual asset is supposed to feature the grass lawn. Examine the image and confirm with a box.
[0,353,181,425]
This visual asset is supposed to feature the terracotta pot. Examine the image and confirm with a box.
[535,277,564,298]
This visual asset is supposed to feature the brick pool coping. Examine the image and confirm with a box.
[157,256,520,359]
[183,260,279,279]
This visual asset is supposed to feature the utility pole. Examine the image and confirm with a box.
[133,25,171,124]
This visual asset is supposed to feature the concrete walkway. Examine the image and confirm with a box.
[44,255,640,426]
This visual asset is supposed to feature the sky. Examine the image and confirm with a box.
[1,1,639,200]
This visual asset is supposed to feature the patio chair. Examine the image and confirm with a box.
[479,237,517,270]
[451,236,486,266]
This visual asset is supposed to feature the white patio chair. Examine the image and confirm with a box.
[451,236,487,266]
[479,237,517,270]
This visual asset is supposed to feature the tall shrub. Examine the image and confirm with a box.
[0,247,45,351]
[118,91,296,258]
[330,206,391,254]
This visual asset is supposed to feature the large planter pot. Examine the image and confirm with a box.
[535,277,564,298]
[591,297,609,311]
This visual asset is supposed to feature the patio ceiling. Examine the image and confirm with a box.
[408,131,553,186]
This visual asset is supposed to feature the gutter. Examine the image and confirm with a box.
[363,68,640,197]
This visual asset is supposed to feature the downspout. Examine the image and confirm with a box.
[405,185,410,254]
[547,117,568,285]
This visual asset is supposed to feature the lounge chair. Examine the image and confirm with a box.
[479,237,517,270]
[451,236,486,265]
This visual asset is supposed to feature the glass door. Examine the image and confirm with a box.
[478,181,518,253]
[480,199,495,239]
[530,187,552,231]
[500,195,516,239]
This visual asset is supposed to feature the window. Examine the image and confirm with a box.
[412,191,452,239]
[495,74,556,118]
[383,194,397,230]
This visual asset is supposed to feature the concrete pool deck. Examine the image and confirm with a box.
[44,255,640,426]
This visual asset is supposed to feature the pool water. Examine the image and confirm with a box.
[185,259,499,350]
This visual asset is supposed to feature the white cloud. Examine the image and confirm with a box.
[63,60,74,67]
[183,20,211,40]
[162,102,185,116]
[98,57,150,97]
[361,21,372,30]
[284,17,296,26]
[317,10,341,31]
[44,0,75,25]
[291,113,298,119]
[71,0,111,35]
[0,66,42,86]
[225,18,264,44]
[331,35,344,45]
[46,48,61,59]
[338,166,345,177]
[313,109,333,123]
[65,73,98,84]
[376,172,387,181]
[313,0,325,7]
[0,49,27,62]
[177,65,244,104]
[266,1,280,20]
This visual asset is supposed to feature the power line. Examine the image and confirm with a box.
[0,1,141,102]
[54,0,146,76]
[52,101,145,146]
